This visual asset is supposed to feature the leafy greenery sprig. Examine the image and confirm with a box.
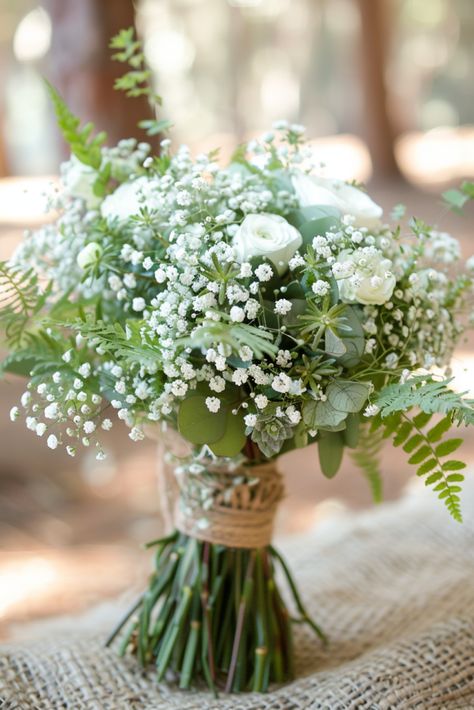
[109,27,172,137]
[372,410,465,522]
[0,261,52,347]
[350,423,384,503]
[443,180,474,214]
[69,317,163,371]
[374,375,474,427]
[45,80,106,169]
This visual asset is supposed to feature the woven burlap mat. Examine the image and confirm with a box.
[1,481,474,710]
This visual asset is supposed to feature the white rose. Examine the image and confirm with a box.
[292,172,383,229]
[77,241,102,269]
[101,176,161,223]
[62,156,100,209]
[335,248,395,305]
[232,213,302,275]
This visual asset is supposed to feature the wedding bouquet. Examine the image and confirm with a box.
[2,30,474,694]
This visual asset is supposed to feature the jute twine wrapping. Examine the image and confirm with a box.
[174,460,285,548]
[2,480,474,708]
[144,425,285,548]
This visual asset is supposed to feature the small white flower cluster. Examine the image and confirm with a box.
[7,125,474,460]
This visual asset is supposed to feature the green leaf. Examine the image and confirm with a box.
[391,203,406,220]
[324,328,346,357]
[412,411,433,429]
[402,433,423,453]
[442,188,469,213]
[326,380,370,414]
[417,458,437,475]
[393,421,412,447]
[426,417,452,443]
[138,119,173,136]
[350,422,383,502]
[288,205,340,247]
[303,398,347,429]
[425,471,442,485]
[209,410,246,457]
[441,460,466,471]
[343,413,360,449]
[375,376,474,428]
[332,306,365,368]
[178,395,227,445]
[318,431,344,478]
[446,473,465,483]
[408,445,431,465]
[434,439,463,457]
[382,413,402,438]
[44,80,105,169]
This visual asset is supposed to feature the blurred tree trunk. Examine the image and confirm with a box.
[43,0,153,155]
[356,0,401,181]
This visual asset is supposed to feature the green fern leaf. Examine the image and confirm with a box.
[384,411,464,522]
[44,80,105,169]
[0,261,52,347]
[434,439,463,457]
[375,376,474,428]
[442,460,466,471]
[349,422,384,503]
[417,458,437,476]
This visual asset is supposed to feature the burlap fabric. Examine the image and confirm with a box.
[1,482,474,709]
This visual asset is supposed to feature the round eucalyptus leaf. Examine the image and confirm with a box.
[209,409,246,457]
[332,306,365,368]
[303,398,348,429]
[327,380,370,414]
[178,395,227,445]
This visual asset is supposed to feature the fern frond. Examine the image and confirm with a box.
[1,330,69,379]
[380,410,465,522]
[375,376,474,427]
[109,27,169,136]
[45,80,106,169]
[70,318,162,370]
[350,423,384,502]
[0,262,52,347]
[182,319,278,360]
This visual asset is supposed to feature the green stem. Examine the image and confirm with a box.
[225,551,255,693]
[269,545,327,646]
[108,534,323,693]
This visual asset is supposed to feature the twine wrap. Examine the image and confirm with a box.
[174,460,284,548]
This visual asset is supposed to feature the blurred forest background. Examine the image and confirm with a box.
[0,0,473,636]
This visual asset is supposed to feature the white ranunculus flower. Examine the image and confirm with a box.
[292,172,383,229]
[232,213,302,275]
[101,176,161,223]
[62,156,100,209]
[335,248,396,305]
[77,241,102,269]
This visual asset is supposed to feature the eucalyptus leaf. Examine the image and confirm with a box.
[283,299,308,327]
[325,328,347,357]
[289,205,340,229]
[332,306,365,368]
[178,395,227,445]
[318,431,344,478]
[303,398,348,429]
[288,205,340,248]
[327,380,370,414]
[209,409,246,457]
[343,413,360,448]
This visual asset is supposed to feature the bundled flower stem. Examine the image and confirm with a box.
[106,530,324,693]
